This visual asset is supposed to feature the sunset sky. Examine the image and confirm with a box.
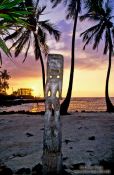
[2,1,114,97]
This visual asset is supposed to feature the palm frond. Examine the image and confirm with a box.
[0,37,11,57]
[80,23,101,38]
[80,13,100,22]
[84,0,103,13]
[39,20,61,41]
[34,0,39,10]
[50,0,63,8]
[93,22,105,50]
[37,27,49,56]
[9,30,26,50]
[36,6,46,22]
[4,27,23,41]
[15,30,30,57]
[38,27,46,45]
[80,23,101,49]
[24,0,33,8]
[37,6,46,14]
[66,0,79,20]
[105,1,112,18]
[23,39,31,62]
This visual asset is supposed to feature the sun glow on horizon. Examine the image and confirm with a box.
[7,61,114,98]
[8,78,43,97]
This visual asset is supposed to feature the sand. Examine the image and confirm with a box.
[0,112,114,173]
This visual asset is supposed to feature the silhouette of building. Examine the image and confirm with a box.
[13,88,33,97]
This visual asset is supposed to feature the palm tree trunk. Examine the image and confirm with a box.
[105,29,114,112]
[39,50,45,97]
[60,0,80,114]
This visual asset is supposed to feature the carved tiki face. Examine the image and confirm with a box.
[46,54,64,98]
[47,54,63,81]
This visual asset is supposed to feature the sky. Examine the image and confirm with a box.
[1,1,114,97]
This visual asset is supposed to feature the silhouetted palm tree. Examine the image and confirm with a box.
[80,0,114,112]
[0,69,10,93]
[5,0,60,96]
[1,69,10,80]
[49,0,100,114]
[49,0,81,114]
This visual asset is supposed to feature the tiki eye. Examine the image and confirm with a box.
[56,91,59,97]
[48,90,51,97]
[57,75,60,78]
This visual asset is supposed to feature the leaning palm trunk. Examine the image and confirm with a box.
[39,51,45,97]
[105,29,114,112]
[60,0,80,114]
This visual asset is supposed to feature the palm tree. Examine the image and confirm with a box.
[2,81,9,93]
[1,69,10,80]
[48,0,81,114]
[5,0,60,96]
[80,0,114,112]
[0,0,32,63]
[0,69,10,93]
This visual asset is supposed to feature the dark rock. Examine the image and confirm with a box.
[60,169,71,175]
[40,128,44,131]
[32,164,71,175]
[45,169,71,175]
[12,153,26,157]
[64,139,72,144]
[63,157,68,161]
[26,132,34,137]
[69,147,72,149]
[15,168,31,174]
[62,164,67,169]
[86,150,94,153]
[32,163,42,175]
[0,164,13,175]
[88,136,95,140]
[99,160,114,175]
[78,127,82,129]
[70,163,85,170]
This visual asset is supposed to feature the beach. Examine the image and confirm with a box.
[0,112,114,174]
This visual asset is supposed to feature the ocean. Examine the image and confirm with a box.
[0,97,114,113]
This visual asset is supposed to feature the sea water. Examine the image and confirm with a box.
[0,97,114,112]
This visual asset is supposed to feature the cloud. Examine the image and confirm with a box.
[1,52,43,79]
